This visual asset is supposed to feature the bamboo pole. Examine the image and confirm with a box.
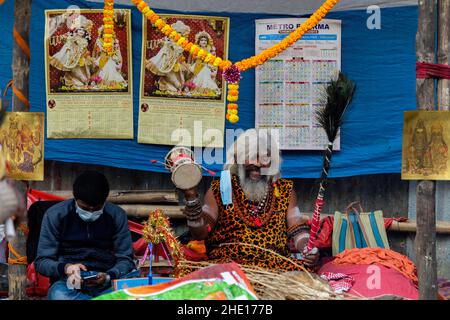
[43,190,179,204]
[415,0,438,300]
[8,0,31,300]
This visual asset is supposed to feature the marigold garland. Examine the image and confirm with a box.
[130,0,339,123]
[102,0,115,55]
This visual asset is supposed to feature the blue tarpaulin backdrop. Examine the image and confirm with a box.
[0,0,417,178]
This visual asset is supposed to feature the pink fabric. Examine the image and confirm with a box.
[319,261,419,300]
[320,272,354,293]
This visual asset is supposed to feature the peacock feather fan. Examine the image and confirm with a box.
[316,72,356,143]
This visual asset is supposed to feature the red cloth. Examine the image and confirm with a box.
[319,261,419,299]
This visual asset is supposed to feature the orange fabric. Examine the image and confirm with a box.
[186,240,207,254]
[333,247,418,284]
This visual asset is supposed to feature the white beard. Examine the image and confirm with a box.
[238,165,270,202]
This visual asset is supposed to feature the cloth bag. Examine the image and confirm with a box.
[332,202,390,256]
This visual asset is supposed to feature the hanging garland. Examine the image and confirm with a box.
[129,0,339,123]
[102,0,115,55]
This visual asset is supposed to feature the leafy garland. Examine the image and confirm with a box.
[104,0,340,123]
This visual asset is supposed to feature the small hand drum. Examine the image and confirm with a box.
[164,146,202,190]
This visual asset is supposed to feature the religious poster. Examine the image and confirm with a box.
[138,14,229,147]
[0,112,44,181]
[255,18,342,150]
[402,111,450,180]
[44,9,133,139]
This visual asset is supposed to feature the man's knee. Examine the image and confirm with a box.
[47,281,89,300]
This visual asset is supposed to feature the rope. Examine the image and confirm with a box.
[13,26,30,60]
[3,25,31,110]
[7,242,27,265]
[7,223,29,265]
[416,62,450,79]
[3,80,30,110]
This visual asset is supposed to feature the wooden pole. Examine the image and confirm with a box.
[8,0,31,300]
[438,0,450,110]
[415,0,438,300]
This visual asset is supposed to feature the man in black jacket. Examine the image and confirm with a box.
[35,170,135,300]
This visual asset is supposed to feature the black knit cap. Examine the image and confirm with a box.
[73,170,110,206]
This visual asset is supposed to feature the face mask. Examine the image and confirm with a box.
[220,170,232,205]
[75,203,103,222]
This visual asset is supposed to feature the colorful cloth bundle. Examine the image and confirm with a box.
[333,247,418,285]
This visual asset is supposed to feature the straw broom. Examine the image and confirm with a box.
[179,243,361,300]
[306,72,356,251]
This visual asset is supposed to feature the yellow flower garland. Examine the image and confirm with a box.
[102,0,115,55]
[130,0,339,123]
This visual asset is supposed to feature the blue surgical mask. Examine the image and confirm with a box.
[75,203,104,222]
[220,170,232,205]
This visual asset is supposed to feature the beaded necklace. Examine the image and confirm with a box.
[231,176,276,228]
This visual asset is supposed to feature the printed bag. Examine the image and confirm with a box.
[332,202,390,256]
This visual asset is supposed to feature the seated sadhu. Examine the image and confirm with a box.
[181,129,320,271]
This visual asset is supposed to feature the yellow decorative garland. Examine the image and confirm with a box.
[102,0,115,55]
[130,0,339,123]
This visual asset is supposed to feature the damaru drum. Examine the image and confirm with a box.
[164,146,202,190]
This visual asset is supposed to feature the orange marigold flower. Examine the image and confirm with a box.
[184,43,193,51]
[148,13,159,24]
[229,114,239,124]
[213,57,222,67]
[137,1,148,11]
[228,90,238,96]
[132,0,140,5]
[197,49,207,59]
[227,103,238,110]
[155,19,164,28]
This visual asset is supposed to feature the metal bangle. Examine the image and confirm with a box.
[185,197,201,206]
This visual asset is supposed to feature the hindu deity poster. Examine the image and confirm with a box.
[44,9,133,139]
[402,111,450,180]
[0,112,44,181]
[138,14,229,147]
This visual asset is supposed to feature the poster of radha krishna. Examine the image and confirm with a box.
[138,14,229,147]
[402,111,450,180]
[44,9,133,139]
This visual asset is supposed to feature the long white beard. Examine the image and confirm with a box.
[238,165,270,202]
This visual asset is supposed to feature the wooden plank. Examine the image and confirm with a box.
[121,204,184,219]
[42,189,179,204]
[8,0,31,301]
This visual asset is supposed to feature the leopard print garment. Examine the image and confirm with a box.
[202,175,312,272]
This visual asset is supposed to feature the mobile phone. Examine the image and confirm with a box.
[82,274,99,281]
[80,271,99,281]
